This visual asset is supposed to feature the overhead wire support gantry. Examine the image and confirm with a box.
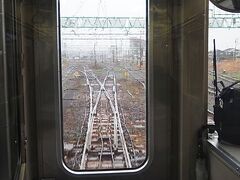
[61,17,145,29]
[209,9,240,28]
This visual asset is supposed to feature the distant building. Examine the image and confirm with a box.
[208,48,240,60]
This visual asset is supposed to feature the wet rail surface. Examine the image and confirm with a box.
[124,65,145,89]
[62,61,146,170]
[70,67,133,170]
[208,71,240,121]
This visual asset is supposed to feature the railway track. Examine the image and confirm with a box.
[124,66,145,89]
[208,70,240,112]
[208,71,240,87]
[208,110,213,116]
[77,67,132,170]
[62,64,90,169]
[207,110,215,126]
[62,65,79,91]
[62,62,146,170]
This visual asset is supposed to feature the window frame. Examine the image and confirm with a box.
[57,0,152,175]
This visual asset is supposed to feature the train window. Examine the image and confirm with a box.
[208,2,240,122]
[60,0,147,171]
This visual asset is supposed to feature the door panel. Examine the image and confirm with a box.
[22,0,208,179]
[31,0,171,179]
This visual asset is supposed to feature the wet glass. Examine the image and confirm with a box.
[208,1,240,123]
[60,0,147,171]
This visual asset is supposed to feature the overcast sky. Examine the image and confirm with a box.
[60,0,240,51]
[209,2,240,50]
[60,0,146,52]
[60,0,146,17]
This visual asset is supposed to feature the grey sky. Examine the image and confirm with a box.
[209,2,240,50]
[60,0,146,17]
[209,29,240,51]
[60,0,146,53]
[60,1,240,51]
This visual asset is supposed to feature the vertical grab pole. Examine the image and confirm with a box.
[213,39,221,136]
[213,39,218,99]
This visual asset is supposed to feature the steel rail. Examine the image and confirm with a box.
[73,108,87,168]
[79,68,133,169]
[208,110,214,116]
[94,75,118,148]
[124,67,145,89]
[208,89,215,95]
[98,133,104,168]
[80,68,95,169]
[95,71,131,168]
[108,135,115,168]
[119,103,137,165]
[113,73,132,168]
[209,70,239,83]
[81,70,118,169]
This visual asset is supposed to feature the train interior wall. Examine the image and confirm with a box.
[3,0,238,180]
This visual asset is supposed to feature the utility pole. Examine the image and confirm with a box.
[115,41,118,62]
[234,39,238,60]
[94,42,97,66]
[139,36,143,68]
[112,49,115,62]
[64,43,68,59]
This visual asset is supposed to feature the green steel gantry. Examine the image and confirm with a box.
[60,14,240,41]
[209,14,240,28]
[61,17,145,29]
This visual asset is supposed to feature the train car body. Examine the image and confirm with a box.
[0,0,240,179]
